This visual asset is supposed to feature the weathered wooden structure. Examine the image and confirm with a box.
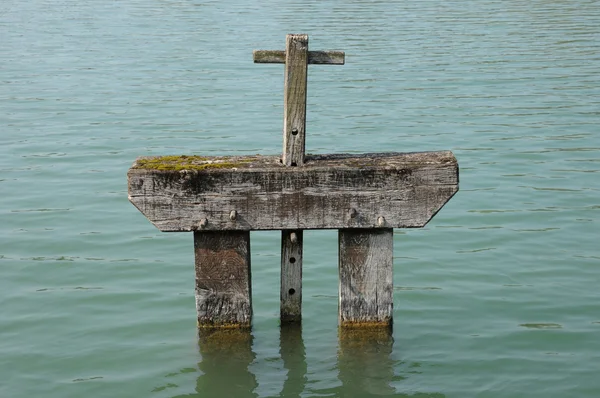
[128,34,458,329]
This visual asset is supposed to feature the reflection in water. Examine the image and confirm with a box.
[279,324,307,398]
[337,327,396,396]
[170,326,444,397]
[192,328,258,398]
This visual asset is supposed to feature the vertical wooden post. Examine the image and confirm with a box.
[281,34,307,323]
[281,230,303,323]
[283,33,308,167]
[338,229,393,327]
[194,231,252,328]
[252,35,348,324]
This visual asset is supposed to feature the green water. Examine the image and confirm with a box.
[2,0,599,397]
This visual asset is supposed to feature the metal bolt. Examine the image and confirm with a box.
[349,208,357,218]
[229,210,237,221]
[290,232,298,244]
[377,216,385,227]
[199,218,208,229]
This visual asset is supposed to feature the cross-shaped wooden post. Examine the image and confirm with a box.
[254,34,344,323]
[127,34,459,331]
[254,34,345,167]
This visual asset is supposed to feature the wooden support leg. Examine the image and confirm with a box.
[338,228,393,328]
[281,230,303,323]
[194,231,252,328]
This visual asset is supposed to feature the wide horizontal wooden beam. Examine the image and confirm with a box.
[127,151,458,232]
[253,50,345,65]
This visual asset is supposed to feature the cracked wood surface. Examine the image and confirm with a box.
[194,231,252,328]
[128,151,458,231]
[339,229,393,327]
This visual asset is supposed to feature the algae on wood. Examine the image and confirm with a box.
[128,151,458,232]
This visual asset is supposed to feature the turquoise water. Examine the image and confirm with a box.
[2,0,599,396]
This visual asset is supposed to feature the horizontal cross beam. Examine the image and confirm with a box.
[253,50,345,65]
[127,151,459,232]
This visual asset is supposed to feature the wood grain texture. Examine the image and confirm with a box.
[283,34,308,166]
[253,50,345,65]
[128,151,459,231]
[338,229,393,327]
[194,231,252,328]
[281,230,303,323]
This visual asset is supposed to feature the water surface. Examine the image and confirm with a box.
[1,0,599,396]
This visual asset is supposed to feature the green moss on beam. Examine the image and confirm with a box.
[133,155,254,171]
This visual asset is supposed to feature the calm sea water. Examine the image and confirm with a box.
[2,0,599,397]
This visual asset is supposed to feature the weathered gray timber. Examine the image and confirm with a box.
[253,50,345,65]
[339,229,393,327]
[194,231,252,328]
[281,230,303,323]
[253,35,345,167]
[283,34,308,167]
[127,34,459,330]
[127,151,458,232]
[253,35,345,323]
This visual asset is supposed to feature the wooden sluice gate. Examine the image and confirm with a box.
[127,34,459,330]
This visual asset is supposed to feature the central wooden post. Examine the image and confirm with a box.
[255,34,345,324]
[283,34,308,167]
[282,34,307,324]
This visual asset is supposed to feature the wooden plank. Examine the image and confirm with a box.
[127,151,459,232]
[253,50,286,63]
[283,34,308,167]
[253,50,345,65]
[281,230,303,323]
[338,228,393,327]
[309,51,345,65]
[194,231,252,328]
